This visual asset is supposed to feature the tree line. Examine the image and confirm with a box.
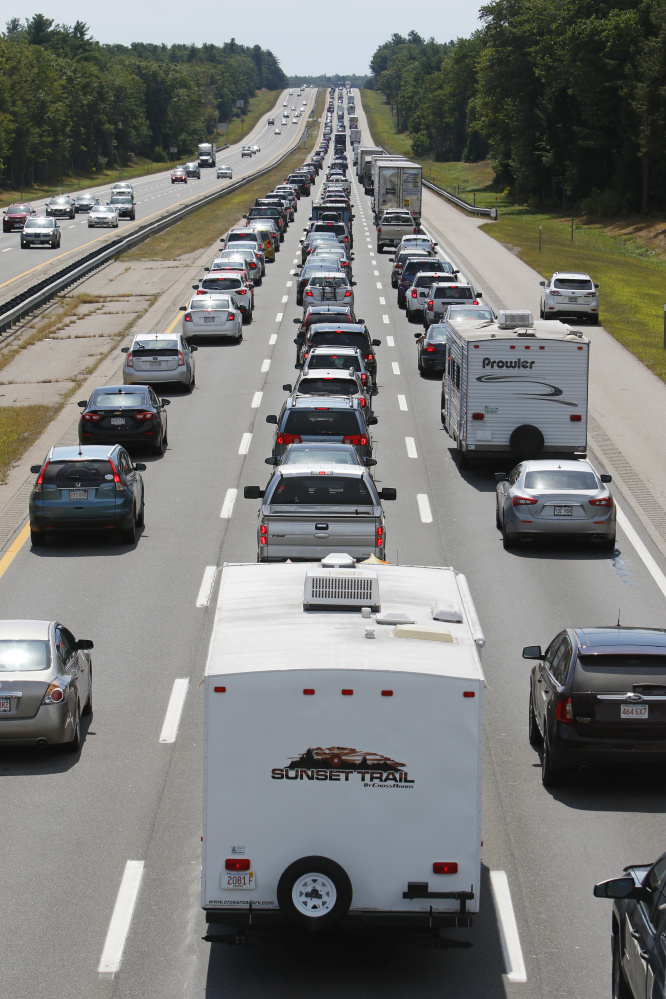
[369,2,666,212]
[0,15,287,191]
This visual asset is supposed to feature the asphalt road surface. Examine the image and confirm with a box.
[0,89,664,999]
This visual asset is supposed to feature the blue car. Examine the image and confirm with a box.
[29,445,145,546]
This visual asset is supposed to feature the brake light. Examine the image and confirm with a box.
[365,354,374,362]
[472,413,484,420]
[107,458,126,492]
[427,300,433,309]
[376,525,383,544]
[227,313,235,321]
[260,525,267,535]
[344,290,351,297]
[81,412,102,422]
[425,346,437,353]
[556,697,573,723]
[590,496,612,506]
[343,435,367,446]
[126,351,134,366]
[413,227,418,234]
[237,289,247,295]
[306,290,313,297]
[225,859,251,871]
[249,262,256,268]
[177,351,185,366]
[411,290,418,299]
[377,227,381,234]
[183,314,192,322]
[360,373,367,384]
[42,679,66,704]
[134,411,156,421]
[359,398,365,406]
[433,862,458,874]
[277,434,302,445]
[512,495,537,506]
[33,460,50,493]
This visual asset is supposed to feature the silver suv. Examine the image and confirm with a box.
[539,272,599,324]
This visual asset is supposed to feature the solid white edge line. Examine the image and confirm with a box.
[398,394,408,411]
[392,361,400,375]
[490,870,528,983]
[158,678,189,744]
[417,494,432,523]
[238,432,252,455]
[98,860,145,979]
[405,437,418,459]
[251,391,263,409]
[269,334,277,346]
[616,505,666,601]
[261,359,271,372]
[196,566,217,608]
[220,488,237,519]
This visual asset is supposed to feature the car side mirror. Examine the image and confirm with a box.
[179,305,187,311]
[161,399,171,406]
[364,458,377,467]
[522,646,542,660]
[595,283,599,289]
[367,416,378,426]
[220,237,225,242]
[293,318,301,325]
[494,472,507,481]
[242,215,248,219]
[134,463,146,471]
[593,877,651,902]
[189,344,198,351]
[266,414,278,424]
[380,488,397,500]
[121,347,129,353]
[476,291,483,298]
[539,281,546,287]
[454,269,460,275]
[414,332,422,339]
[372,339,381,346]
[30,464,42,474]
[600,474,612,483]
[74,639,94,651]
[282,384,292,392]
[192,285,198,290]
[433,242,439,246]
[77,400,87,408]
[265,457,277,465]
[243,486,265,499]
[388,257,395,262]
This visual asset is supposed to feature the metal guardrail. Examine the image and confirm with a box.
[422,178,497,219]
[0,117,320,335]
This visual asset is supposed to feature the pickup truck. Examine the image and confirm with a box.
[375,210,418,253]
[244,464,395,562]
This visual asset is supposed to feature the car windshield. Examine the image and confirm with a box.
[524,470,599,490]
[98,206,116,213]
[23,219,47,229]
[132,339,178,351]
[284,411,361,435]
[271,475,373,505]
[0,640,51,672]
[190,297,231,310]
[44,460,113,488]
[7,205,30,214]
[299,378,356,395]
[553,278,594,291]
[448,308,494,321]
[90,391,149,408]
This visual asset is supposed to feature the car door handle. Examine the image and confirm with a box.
[630,930,642,940]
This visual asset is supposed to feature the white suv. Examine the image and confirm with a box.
[539,272,600,324]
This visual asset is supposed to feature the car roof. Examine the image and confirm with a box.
[0,619,52,640]
[89,385,147,397]
[308,345,360,353]
[520,459,595,472]
[275,464,366,478]
[551,272,593,280]
[573,627,666,653]
[48,444,118,460]
[308,323,366,333]
[131,332,179,343]
[300,369,357,379]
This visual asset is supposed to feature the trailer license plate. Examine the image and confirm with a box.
[69,490,88,500]
[223,873,255,889]
[0,697,10,712]
[554,506,573,516]
[621,704,648,719]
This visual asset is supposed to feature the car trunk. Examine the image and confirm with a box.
[528,490,601,523]
[131,348,180,374]
[571,656,666,739]
[39,459,117,520]
[0,678,53,719]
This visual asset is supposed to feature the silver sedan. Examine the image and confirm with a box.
[180,295,243,342]
[495,459,616,549]
[88,205,119,228]
[0,619,93,751]
[122,332,196,391]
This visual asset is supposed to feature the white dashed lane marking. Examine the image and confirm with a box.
[383,315,390,324]
[387,336,395,347]
[251,391,263,408]
[392,362,400,375]
[405,437,418,459]
[159,679,189,744]
[98,861,145,980]
[379,297,385,305]
[417,494,433,524]
[398,394,408,411]
[220,488,237,519]
[275,312,283,322]
[238,433,252,455]
[269,334,277,346]
[261,359,271,372]
[281,295,288,303]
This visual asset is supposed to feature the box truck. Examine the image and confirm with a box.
[349,127,361,146]
[348,114,359,130]
[202,555,485,936]
[357,146,384,184]
[198,142,216,168]
[372,159,422,225]
[442,310,589,468]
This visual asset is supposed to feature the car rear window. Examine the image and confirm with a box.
[0,640,50,672]
[299,378,356,395]
[405,260,446,276]
[284,411,361,435]
[305,313,352,328]
[426,329,447,344]
[44,460,112,488]
[573,655,666,693]
[309,333,369,352]
[382,214,412,224]
[309,276,348,288]
[414,274,449,288]
[190,297,231,310]
[308,353,360,371]
[90,391,149,408]
[436,286,474,300]
[524,470,598,490]
[271,476,373,505]
[202,278,241,290]
[228,232,257,242]
[553,278,594,291]
[313,223,346,236]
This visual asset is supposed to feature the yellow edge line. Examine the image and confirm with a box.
[0,522,30,580]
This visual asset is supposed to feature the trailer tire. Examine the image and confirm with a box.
[277,856,352,930]
[510,424,544,460]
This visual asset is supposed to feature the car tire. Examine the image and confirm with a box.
[83,668,93,717]
[136,499,145,527]
[612,938,632,999]
[243,309,252,326]
[502,526,517,549]
[541,737,565,787]
[277,856,352,931]
[456,442,468,470]
[65,703,81,754]
[30,526,46,546]
[600,535,616,550]
[528,692,542,746]
[418,355,427,377]
[591,315,600,325]
[121,511,137,545]
[495,503,502,530]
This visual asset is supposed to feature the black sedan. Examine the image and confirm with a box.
[524,626,666,786]
[78,385,170,456]
[414,323,447,377]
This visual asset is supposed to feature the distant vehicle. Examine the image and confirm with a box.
[251,145,260,154]
[108,195,136,221]
[267,117,275,125]
[265,395,376,462]
[241,146,253,158]
[180,294,243,342]
[197,142,216,168]
[3,203,36,231]
[87,205,119,228]
[73,193,99,214]
[20,217,61,249]
[414,324,448,377]
[274,128,282,135]
[171,168,187,184]
[46,196,75,219]
[110,182,135,202]
[29,444,146,546]
[539,272,600,324]
[184,162,201,179]
[216,164,233,179]
[0,618,93,750]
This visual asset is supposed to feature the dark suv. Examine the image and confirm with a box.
[109,195,136,221]
[244,206,284,240]
[397,257,455,308]
[266,395,376,461]
[524,626,666,786]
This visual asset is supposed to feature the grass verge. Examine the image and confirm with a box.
[221,90,282,148]
[0,404,59,482]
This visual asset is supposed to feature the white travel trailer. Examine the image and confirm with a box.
[202,555,485,937]
[442,311,589,467]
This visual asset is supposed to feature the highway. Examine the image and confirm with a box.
[0,87,317,297]
[0,87,665,999]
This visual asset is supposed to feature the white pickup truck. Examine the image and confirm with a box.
[375,210,418,253]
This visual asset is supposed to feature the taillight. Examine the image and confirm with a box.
[570,414,582,421]
[413,227,418,234]
[134,411,156,421]
[512,495,537,506]
[360,373,367,384]
[556,697,573,723]
[183,314,192,323]
[81,412,102,422]
[376,525,383,545]
[225,859,251,871]
[33,460,50,493]
[177,351,185,366]
[342,435,367,446]
[433,862,458,874]
[108,458,126,492]
[365,353,374,362]
[427,300,433,309]
[411,290,417,299]
[277,434,301,445]
[344,290,351,297]
[306,290,313,297]
[126,351,134,366]
[227,313,235,321]
[359,398,365,406]
[377,227,381,234]
[249,262,256,268]
[425,346,437,353]
[42,679,67,705]
[472,413,484,421]
[590,496,612,507]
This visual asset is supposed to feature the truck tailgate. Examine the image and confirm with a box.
[263,510,377,560]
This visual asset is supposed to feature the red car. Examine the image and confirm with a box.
[171,169,187,184]
[3,203,36,232]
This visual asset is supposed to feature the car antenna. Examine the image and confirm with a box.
[617,609,621,628]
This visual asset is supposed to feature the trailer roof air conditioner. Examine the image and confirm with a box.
[304,557,380,611]
[497,310,533,329]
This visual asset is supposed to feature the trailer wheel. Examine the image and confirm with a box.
[277,856,352,930]
[510,424,544,460]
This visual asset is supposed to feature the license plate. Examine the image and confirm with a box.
[110,418,125,425]
[621,704,648,719]
[554,506,573,516]
[149,361,163,367]
[203,316,216,323]
[69,490,88,500]
[223,872,255,889]
[0,697,10,712]
[567,297,578,303]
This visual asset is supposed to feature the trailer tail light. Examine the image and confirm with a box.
[381,690,393,696]
[433,862,458,875]
[341,689,353,695]
[303,689,315,695]
[570,414,582,421]
[512,495,537,506]
[590,496,613,507]
[556,697,573,723]
[472,413,484,420]
[225,859,251,871]
[463,691,476,698]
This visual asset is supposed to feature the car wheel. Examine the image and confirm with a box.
[136,498,145,527]
[65,702,81,753]
[612,938,632,999]
[456,443,468,470]
[591,315,600,325]
[495,502,502,530]
[417,355,427,377]
[237,330,243,344]
[376,244,382,253]
[83,667,93,717]
[30,526,46,546]
[502,526,517,549]
[186,375,194,394]
[121,511,137,544]
[277,856,352,931]
[541,737,565,787]
[539,303,545,319]
[528,692,542,746]
[243,309,252,325]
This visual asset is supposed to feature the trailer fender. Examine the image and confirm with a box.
[510,424,544,459]
[277,856,352,930]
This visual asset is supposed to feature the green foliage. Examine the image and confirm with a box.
[0,17,287,189]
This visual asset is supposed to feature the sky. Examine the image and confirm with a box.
[4,0,485,76]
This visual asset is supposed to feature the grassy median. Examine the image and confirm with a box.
[0,405,59,482]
